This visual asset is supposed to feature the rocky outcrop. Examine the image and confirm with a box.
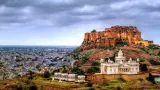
[80,25,153,51]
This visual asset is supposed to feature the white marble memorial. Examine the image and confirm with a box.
[100,49,139,74]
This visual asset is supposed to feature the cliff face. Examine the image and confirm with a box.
[80,25,153,51]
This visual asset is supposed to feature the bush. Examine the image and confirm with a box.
[91,62,100,67]
[86,67,100,73]
[42,71,51,78]
[138,78,143,82]
[88,87,95,90]
[140,64,148,72]
[91,29,96,33]
[16,85,23,90]
[102,79,109,86]
[23,78,30,84]
[72,67,85,75]
[140,58,145,62]
[86,82,93,87]
[140,48,149,54]
[148,45,159,50]
[117,41,128,47]
[158,51,160,56]
[81,56,88,64]
[117,86,122,90]
[39,85,44,90]
[118,77,126,82]
[29,84,37,90]
[147,73,155,84]
[149,59,160,65]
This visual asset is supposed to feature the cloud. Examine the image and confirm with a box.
[0,0,159,45]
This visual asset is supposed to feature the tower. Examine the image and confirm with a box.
[115,49,126,64]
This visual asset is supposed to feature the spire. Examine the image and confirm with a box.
[100,58,104,63]
[118,49,123,57]
[137,58,140,62]
[129,58,132,61]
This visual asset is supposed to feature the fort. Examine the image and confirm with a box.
[80,25,153,51]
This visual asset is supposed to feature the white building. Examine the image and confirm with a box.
[100,49,139,74]
[53,73,85,82]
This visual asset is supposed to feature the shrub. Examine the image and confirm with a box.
[117,41,128,47]
[88,87,95,90]
[158,51,160,56]
[29,84,37,90]
[71,67,84,75]
[28,71,34,80]
[117,86,122,90]
[23,78,30,84]
[148,45,159,50]
[91,62,100,67]
[140,64,148,72]
[102,79,109,86]
[91,29,96,33]
[118,77,126,82]
[138,78,143,82]
[149,59,160,65]
[86,67,100,73]
[42,71,50,78]
[81,56,88,64]
[39,85,44,90]
[147,73,156,84]
[140,58,145,62]
[86,82,93,87]
[140,48,149,54]
[16,85,23,90]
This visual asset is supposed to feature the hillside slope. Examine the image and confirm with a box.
[74,44,160,76]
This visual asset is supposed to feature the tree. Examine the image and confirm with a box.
[42,71,50,78]
[147,73,155,84]
[149,59,160,65]
[81,56,88,64]
[86,67,100,73]
[158,51,160,56]
[71,67,84,75]
[91,29,97,33]
[28,71,34,80]
[91,62,100,67]
[139,58,145,62]
[140,64,148,72]
[117,41,128,47]
[29,84,38,90]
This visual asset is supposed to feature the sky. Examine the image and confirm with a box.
[0,0,159,46]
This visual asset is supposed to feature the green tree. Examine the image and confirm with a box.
[158,51,160,56]
[147,73,155,84]
[91,62,100,67]
[140,64,148,72]
[71,67,84,75]
[42,71,50,78]
[91,29,97,33]
[81,56,88,64]
[29,84,37,90]
[86,67,100,73]
[139,58,145,62]
[149,59,160,65]
[28,70,34,80]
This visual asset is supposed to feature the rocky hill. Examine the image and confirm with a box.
[79,25,153,51]
[74,25,160,76]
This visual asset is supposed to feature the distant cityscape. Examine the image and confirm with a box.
[0,46,76,80]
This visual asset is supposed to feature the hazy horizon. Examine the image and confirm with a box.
[0,0,160,46]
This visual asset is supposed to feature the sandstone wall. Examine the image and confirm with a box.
[86,73,149,84]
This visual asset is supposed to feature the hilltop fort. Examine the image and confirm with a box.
[80,25,153,51]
